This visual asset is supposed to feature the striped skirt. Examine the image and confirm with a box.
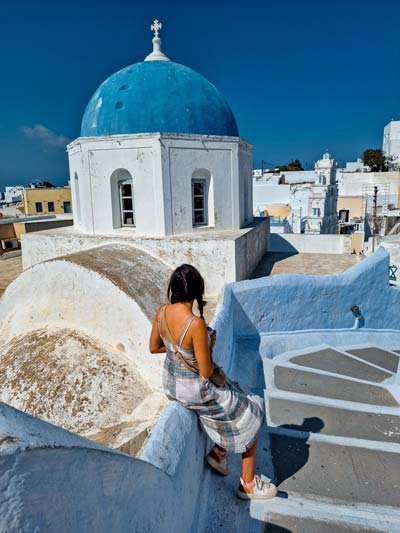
[163,351,264,453]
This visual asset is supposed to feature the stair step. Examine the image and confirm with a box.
[267,427,400,507]
[289,348,392,382]
[251,492,400,532]
[345,347,400,373]
[271,365,398,406]
[267,393,400,443]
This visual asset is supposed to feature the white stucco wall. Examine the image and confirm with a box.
[68,133,253,237]
[269,233,352,254]
[383,120,400,166]
[21,220,269,297]
[253,182,290,211]
[0,249,168,389]
[338,170,400,208]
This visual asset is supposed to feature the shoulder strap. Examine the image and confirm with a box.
[157,305,168,336]
[178,315,196,348]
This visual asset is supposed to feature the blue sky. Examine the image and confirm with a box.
[0,0,399,189]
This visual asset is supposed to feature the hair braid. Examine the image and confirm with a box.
[197,296,205,320]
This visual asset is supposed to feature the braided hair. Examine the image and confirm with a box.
[167,264,206,319]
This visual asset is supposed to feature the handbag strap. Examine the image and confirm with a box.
[159,305,199,373]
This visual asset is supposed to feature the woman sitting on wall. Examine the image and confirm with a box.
[149,264,277,500]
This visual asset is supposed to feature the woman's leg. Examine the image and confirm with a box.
[241,439,257,483]
[238,438,277,499]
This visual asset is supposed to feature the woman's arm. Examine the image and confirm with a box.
[192,318,215,378]
[149,307,167,354]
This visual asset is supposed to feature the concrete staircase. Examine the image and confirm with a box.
[259,345,400,532]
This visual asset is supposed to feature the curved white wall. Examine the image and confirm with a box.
[0,245,171,389]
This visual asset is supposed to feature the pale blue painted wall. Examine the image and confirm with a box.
[213,248,400,341]
[0,402,203,533]
[2,248,399,532]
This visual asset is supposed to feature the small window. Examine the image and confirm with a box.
[35,202,43,213]
[192,179,207,226]
[119,180,135,226]
[48,202,55,212]
[63,201,71,213]
[312,207,321,217]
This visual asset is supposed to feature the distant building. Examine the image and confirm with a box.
[0,216,73,256]
[253,152,338,234]
[344,159,370,173]
[4,186,24,204]
[338,170,400,217]
[383,120,400,169]
[306,152,338,234]
[19,187,72,216]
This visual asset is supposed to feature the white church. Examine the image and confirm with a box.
[24,20,268,296]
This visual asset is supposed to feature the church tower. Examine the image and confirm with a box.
[306,152,338,234]
[68,21,253,237]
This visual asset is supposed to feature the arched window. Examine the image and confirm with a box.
[191,170,214,227]
[119,180,134,226]
[111,169,135,228]
[74,172,81,225]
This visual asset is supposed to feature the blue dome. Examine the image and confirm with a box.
[81,61,239,138]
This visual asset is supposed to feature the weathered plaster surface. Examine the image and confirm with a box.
[0,244,169,389]
[0,244,172,453]
[0,328,150,437]
[21,219,269,296]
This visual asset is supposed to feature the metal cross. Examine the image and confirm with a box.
[151,19,162,37]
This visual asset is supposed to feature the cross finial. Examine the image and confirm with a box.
[151,19,162,37]
[145,19,170,61]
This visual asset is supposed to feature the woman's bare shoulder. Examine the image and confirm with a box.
[190,316,207,332]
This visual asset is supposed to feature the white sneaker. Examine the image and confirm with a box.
[237,475,277,500]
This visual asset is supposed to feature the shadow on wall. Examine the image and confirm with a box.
[268,234,299,255]
[269,417,324,487]
[252,252,298,278]
[264,525,293,533]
